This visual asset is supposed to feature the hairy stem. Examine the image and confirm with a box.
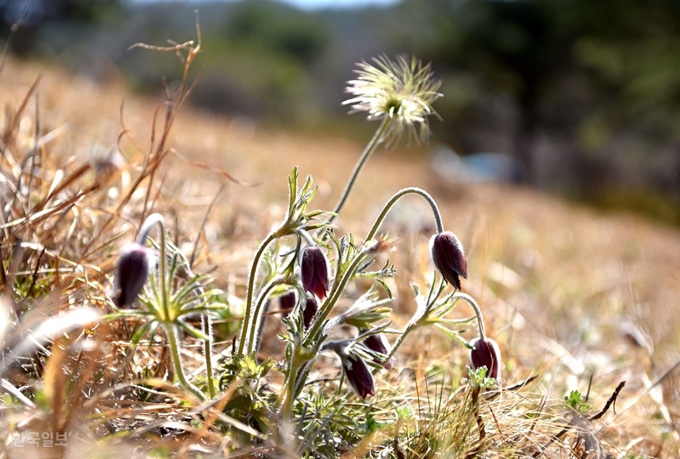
[166,324,206,401]
[237,231,279,355]
[248,277,286,355]
[365,187,444,241]
[137,214,169,329]
[279,352,304,419]
[454,292,486,340]
[384,323,415,362]
[329,117,392,223]
[304,252,369,346]
[306,187,444,348]
[138,213,213,399]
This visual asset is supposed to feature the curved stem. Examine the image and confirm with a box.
[365,187,444,241]
[138,213,169,330]
[305,187,444,347]
[166,324,206,401]
[248,277,286,355]
[329,117,392,223]
[237,231,279,355]
[454,292,486,340]
[297,229,315,246]
[138,214,214,399]
[382,277,444,362]
[136,213,165,245]
[279,357,300,419]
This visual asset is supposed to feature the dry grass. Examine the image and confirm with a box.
[0,44,679,459]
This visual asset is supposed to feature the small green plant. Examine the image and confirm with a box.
[564,389,593,414]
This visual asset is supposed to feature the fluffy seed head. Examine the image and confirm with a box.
[343,55,442,145]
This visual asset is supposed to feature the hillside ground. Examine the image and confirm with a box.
[1,54,679,457]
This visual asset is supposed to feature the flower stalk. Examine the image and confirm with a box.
[133,213,214,399]
[329,117,392,222]
[248,276,288,355]
[305,187,444,349]
[237,231,280,355]
[331,55,441,224]
[137,213,168,320]
[167,323,206,401]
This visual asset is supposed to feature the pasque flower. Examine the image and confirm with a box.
[430,231,467,290]
[279,290,297,313]
[303,297,319,330]
[342,354,375,399]
[343,55,442,145]
[362,333,393,370]
[301,246,330,299]
[470,337,502,381]
[113,242,153,308]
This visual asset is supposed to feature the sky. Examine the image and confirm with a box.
[125,0,401,11]
[279,0,399,10]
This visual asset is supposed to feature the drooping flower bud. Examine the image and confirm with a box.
[301,246,330,299]
[470,337,502,381]
[303,297,319,330]
[342,354,375,399]
[113,242,153,308]
[430,231,467,290]
[362,333,393,370]
[279,290,297,314]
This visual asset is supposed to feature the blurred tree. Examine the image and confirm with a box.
[226,0,328,65]
[187,0,330,120]
[0,0,123,54]
[570,0,680,203]
[411,0,575,183]
[407,0,680,216]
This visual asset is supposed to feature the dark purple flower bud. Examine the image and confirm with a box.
[113,243,153,308]
[470,337,502,381]
[279,290,297,313]
[301,246,329,299]
[363,333,393,370]
[303,297,319,330]
[430,231,467,290]
[343,354,375,399]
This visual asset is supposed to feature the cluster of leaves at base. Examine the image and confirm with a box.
[218,355,277,436]
[293,390,377,458]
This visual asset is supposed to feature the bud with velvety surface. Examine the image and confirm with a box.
[470,337,502,381]
[279,290,297,313]
[430,231,467,290]
[343,354,375,399]
[114,243,153,308]
[303,297,319,330]
[301,246,330,299]
[363,333,393,370]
